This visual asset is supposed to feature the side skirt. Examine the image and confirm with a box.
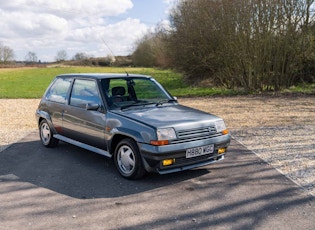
[54,134,112,158]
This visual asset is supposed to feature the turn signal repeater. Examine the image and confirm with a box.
[150,140,169,146]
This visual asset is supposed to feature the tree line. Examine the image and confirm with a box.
[0,45,69,64]
[0,46,117,66]
[133,0,315,92]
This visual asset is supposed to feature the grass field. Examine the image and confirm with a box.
[0,66,237,98]
[0,66,314,98]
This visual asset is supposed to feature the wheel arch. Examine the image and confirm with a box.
[110,134,136,155]
[36,110,57,134]
[112,136,147,179]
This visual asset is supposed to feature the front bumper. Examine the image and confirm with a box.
[139,134,231,174]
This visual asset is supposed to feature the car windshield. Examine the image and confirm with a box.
[101,77,174,109]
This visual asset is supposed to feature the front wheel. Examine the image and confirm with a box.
[39,120,59,147]
[114,138,146,179]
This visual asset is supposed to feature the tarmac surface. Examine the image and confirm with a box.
[0,131,314,230]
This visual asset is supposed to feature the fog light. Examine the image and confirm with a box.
[218,147,226,154]
[162,159,175,166]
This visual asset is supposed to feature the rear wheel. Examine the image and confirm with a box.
[114,138,146,179]
[39,120,59,147]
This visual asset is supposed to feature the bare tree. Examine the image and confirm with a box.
[166,0,315,92]
[132,33,157,67]
[0,42,15,63]
[25,51,38,63]
[73,52,89,61]
[55,50,68,62]
[132,25,172,68]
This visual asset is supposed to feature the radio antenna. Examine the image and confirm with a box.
[101,37,129,76]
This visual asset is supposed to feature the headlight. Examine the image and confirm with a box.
[214,120,228,134]
[157,128,176,140]
[150,128,176,146]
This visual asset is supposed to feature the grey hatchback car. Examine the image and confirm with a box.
[36,73,231,179]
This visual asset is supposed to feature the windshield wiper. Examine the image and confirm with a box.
[155,99,177,106]
[121,99,177,110]
[121,101,156,110]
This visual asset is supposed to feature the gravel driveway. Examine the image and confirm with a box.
[0,96,314,196]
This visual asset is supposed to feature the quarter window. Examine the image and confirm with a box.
[46,77,72,103]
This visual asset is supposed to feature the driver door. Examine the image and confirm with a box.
[62,78,107,150]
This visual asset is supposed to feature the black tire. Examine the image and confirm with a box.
[39,119,59,147]
[114,138,146,179]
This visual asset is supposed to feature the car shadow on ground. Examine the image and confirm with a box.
[0,131,313,201]
[0,132,212,199]
[1,132,314,229]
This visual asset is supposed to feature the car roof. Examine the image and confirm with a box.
[56,73,152,80]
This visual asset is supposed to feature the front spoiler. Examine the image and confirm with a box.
[157,155,224,174]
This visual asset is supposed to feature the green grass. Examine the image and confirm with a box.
[0,66,151,98]
[0,66,313,98]
[284,83,315,95]
[0,66,234,98]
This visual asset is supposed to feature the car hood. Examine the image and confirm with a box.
[113,104,221,129]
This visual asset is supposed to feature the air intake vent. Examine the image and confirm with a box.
[172,126,221,144]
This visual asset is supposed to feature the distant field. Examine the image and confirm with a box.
[0,66,235,98]
[1,66,313,98]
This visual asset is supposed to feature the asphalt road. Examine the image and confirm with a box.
[0,132,314,230]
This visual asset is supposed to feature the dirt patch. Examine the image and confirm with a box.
[180,96,315,196]
[0,99,40,152]
[179,96,314,128]
[0,96,314,195]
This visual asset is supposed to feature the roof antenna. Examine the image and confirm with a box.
[101,37,129,76]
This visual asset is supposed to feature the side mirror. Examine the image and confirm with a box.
[86,103,100,111]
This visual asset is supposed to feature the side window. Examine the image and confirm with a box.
[46,77,71,103]
[70,79,101,108]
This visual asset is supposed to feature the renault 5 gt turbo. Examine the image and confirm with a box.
[36,73,231,179]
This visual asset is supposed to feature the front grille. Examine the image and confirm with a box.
[172,126,221,144]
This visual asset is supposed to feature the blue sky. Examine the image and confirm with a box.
[0,0,176,62]
[125,0,171,25]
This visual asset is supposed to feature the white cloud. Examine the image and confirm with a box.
[0,0,150,62]
[2,11,68,37]
[163,0,178,10]
[1,0,133,18]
